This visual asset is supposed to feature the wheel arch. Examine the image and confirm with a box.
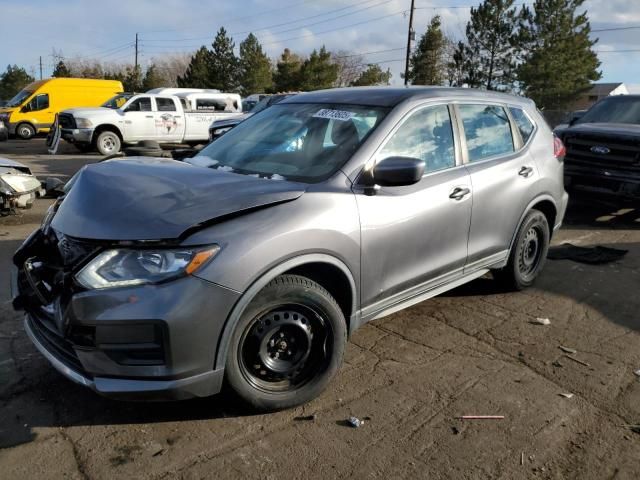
[92,124,123,143]
[508,194,558,255]
[214,253,358,370]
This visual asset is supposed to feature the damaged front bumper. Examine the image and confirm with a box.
[61,128,93,144]
[12,228,240,401]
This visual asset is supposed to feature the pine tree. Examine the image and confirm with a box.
[273,49,303,92]
[299,46,338,91]
[0,65,35,100]
[177,47,213,88]
[517,0,601,110]
[409,16,446,85]
[239,33,272,96]
[351,64,392,86]
[209,27,239,92]
[142,64,166,91]
[52,60,71,78]
[464,0,520,90]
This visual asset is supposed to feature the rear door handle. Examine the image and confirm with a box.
[449,187,471,200]
[519,166,533,177]
[145,115,154,118]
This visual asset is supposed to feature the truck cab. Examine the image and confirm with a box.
[59,92,243,155]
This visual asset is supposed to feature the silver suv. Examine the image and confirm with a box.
[12,87,568,411]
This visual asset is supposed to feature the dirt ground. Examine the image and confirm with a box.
[1,138,639,479]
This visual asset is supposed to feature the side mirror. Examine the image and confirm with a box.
[568,111,585,126]
[372,156,425,187]
[20,105,28,113]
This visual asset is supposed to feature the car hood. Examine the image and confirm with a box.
[51,157,307,241]
[557,122,640,138]
[62,107,116,117]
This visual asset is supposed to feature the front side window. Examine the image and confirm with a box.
[26,93,49,111]
[192,103,389,183]
[509,107,535,144]
[156,98,176,112]
[378,104,456,173]
[126,97,152,112]
[459,104,514,162]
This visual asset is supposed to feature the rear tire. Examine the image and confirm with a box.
[16,123,36,140]
[225,274,347,411]
[95,130,121,155]
[493,209,550,290]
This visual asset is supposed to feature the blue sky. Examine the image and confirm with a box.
[1,0,638,87]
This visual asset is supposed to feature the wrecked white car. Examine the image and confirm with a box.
[0,158,45,212]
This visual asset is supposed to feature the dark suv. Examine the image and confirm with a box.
[555,95,640,198]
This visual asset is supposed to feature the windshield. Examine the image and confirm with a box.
[6,90,34,108]
[577,96,640,125]
[102,93,133,109]
[191,103,390,183]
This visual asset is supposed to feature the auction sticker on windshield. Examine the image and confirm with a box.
[313,109,356,122]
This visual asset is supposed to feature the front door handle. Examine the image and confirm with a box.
[145,115,154,119]
[519,166,534,177]
[449,187,471,200]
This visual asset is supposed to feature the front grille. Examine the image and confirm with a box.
[58,113,76,130]
[28,310,89,376]
[564,133,640,172]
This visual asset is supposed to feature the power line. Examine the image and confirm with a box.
[592,25,640,33]
[144,0,392,42]
[140,0,317,34]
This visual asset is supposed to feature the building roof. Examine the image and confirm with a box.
[588,83,624,96]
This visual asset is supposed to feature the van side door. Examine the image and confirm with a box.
[456,103,540,271]
[154,97,184,142]
[356,103,473,319]
[122,96,156,141]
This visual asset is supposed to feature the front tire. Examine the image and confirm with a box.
[493,209,550,290]
[95,130,121,155]
[16,123,36,140]
[225,275,347,411]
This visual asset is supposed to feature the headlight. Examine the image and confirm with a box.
[75,246,220,289]
[75,118,93,128]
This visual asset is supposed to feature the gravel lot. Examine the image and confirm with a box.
[1,139,639,479]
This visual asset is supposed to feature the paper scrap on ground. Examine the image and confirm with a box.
[530,317,551,325]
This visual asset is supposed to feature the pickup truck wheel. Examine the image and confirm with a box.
[95,131,121,155]
[226,274,347,411]
[493,209,550,290]
[16,123,36,140]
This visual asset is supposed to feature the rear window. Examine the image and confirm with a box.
[156,97,176,111]
[509,107,535,144]
[458,104,514,162]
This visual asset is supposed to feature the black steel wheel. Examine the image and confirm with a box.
[493,209,550,290]
[226,275,347,411]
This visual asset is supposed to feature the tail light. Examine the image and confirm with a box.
[553,135,566,159]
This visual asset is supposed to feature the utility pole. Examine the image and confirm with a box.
[134,33,139,70]
[39,56,43,80]
[404,0,416,86]
[134,33,139,90]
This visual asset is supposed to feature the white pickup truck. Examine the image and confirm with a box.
[59,92,243,155]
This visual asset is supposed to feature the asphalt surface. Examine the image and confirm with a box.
[1,138,639,479]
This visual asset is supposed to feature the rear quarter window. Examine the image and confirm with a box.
[509,107,535,144]
[458,104,514,162]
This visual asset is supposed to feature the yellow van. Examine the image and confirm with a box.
[0,78,123,139]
